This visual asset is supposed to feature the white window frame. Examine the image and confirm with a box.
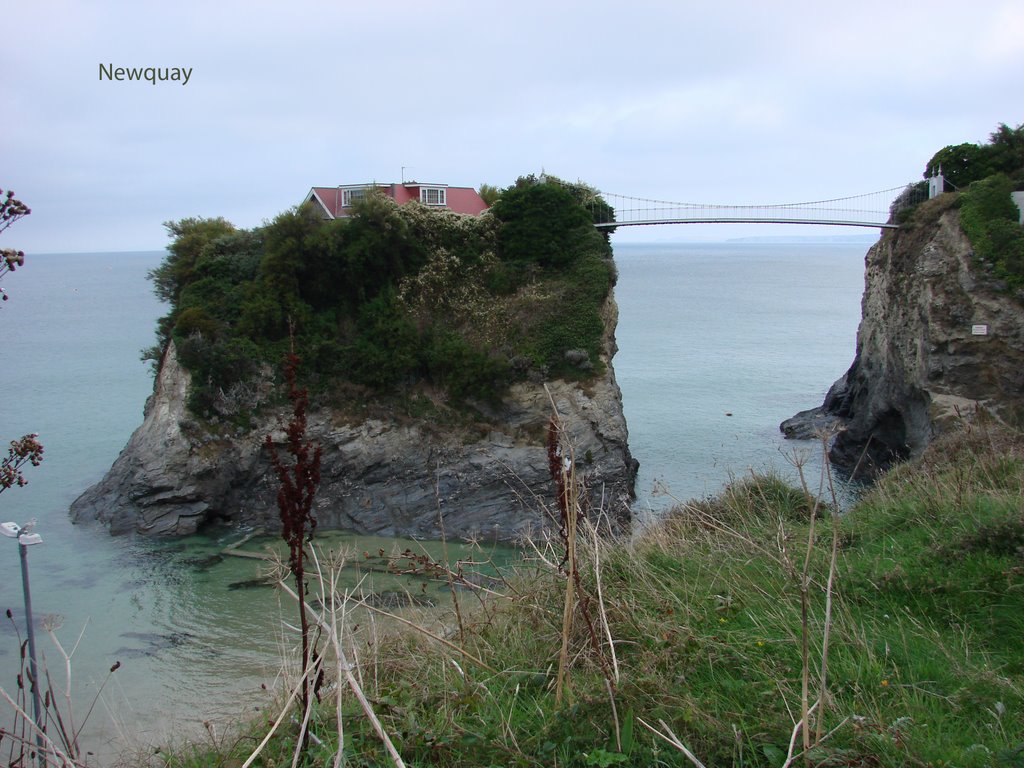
[342,187,368,207]
[420,187,446,206]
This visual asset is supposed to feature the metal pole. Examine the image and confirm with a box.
[19,540,45,759]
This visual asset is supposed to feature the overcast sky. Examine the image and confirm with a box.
[5,0,1023,252]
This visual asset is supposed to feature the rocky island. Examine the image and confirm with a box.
[71,177,637,539]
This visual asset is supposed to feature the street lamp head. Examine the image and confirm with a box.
[2,520,41,545]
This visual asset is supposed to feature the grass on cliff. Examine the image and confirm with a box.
[159,418,1024,768]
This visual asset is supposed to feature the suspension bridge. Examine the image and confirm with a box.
[584,183,928,230]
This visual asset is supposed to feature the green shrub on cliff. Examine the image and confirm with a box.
[959,174,1024,290]
[918,123,1024,292]
[150,218,231,300]
[492,179,595,269]
[147,178,616,419]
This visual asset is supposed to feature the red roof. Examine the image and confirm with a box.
[444,187,489,216]
[307,187,344,217]
[305,183,488,218]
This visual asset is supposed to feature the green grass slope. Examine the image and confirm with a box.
[160,417,1024,768]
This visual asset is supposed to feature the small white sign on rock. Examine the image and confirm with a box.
[971,324,989,336]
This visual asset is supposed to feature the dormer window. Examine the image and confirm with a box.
[420,187,446,206]
[307,181,485,221]
[342,187,368,207]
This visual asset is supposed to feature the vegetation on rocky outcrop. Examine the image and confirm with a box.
[923,123,1024,290]
[144,176,617,421]
[958,173,1024,291]
[925,122,1024,191]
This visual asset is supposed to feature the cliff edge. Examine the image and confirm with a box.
[782,195,1024,474]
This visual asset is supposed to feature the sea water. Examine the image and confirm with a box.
[0,241,868,758]
[614,241,866,518]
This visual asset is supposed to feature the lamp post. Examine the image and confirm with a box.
[2,519,44,756]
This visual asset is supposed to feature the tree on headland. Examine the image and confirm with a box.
[0,188,43,491]
[491,176,596,268]
[478,183,502,207]
[987,122,1024,180]
[924,122,1024,190]
[148,217,237,305]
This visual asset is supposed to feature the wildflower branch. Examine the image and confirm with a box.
[1,434,44,494]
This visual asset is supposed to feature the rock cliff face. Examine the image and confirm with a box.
[70,297,637,540]
[782,197,1024,474]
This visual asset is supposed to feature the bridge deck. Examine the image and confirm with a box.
[586,183,924,231]
[595,217,898,230]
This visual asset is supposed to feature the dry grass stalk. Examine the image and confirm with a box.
[585,516,620,686]
[241,622,331,768]
[312,547,351,768]
[306,546,344,768]
[434,470,467,646]
[554,438,578,706]
[545,385,616,706]
[780,707,850,768]
[273,576,407,768]
[1,613,123,768]
[605,677,621,752]
[787,427,846,761]
[43,621,87,758]
[636,716,707,768]
[0,684,75,767]
[798,468,821,762]
[546,384,578,706]
[789,446,825,763]
[815,432,843,744]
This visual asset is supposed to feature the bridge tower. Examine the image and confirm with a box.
[928,168,945,199]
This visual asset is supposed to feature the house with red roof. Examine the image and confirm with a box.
[303,182,488,219]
